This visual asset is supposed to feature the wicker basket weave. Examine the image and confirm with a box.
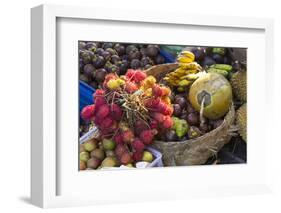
[145,63,236,166]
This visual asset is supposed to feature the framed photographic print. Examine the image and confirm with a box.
[31,4,274,208]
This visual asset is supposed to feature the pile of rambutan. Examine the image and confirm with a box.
[81,69,174,164]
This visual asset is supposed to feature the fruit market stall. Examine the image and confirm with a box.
[78,42,247,170]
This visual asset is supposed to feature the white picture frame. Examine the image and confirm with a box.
[31,4,274,208]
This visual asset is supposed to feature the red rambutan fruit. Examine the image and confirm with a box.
[125,81,138,93]
[140,129,157,145]
[149,119,158,129]
[152,84,163,97]
[115,144,127,158]
[100,116,114,129]
[120,152,132,165]
[122,130,135,143]
[132,151,143,161]
[96,104,110,119]
[132,138,145,152]
[94,116,102,126]
[162,116,173,129]
[113,132,124,145]
[134,70,147,83]
[125,69,136,80]
[81,104,95,120]
[151,112,165,123]
[110,103,123,121]
[94,96,106,110]
[134,120,149,136]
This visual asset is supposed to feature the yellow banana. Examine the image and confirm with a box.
[180,51,195,61]
[177,56,194,63]
[179,62,202,71]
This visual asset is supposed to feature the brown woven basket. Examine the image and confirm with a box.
[145,63,236,166]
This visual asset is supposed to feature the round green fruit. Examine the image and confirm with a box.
[83,139,97,152]
[188,73,232,119]
[101,157,118,168]
[102,139,116,151]
[142,151,153,162]
[80,151,90,163]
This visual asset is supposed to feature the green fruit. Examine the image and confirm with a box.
[230,70,247,102]
[80,151,90,162]
[236,103,247,142]
[212,48,225,55]
[210,64,232,71]
[101,157,118,168]
[142,151,153,162]
[207,68,228,77]
[83,139,97,152]
[90,148,105,160]
[172,117,189,138]
[102,139,116,150]
[189,73,232,119]
[80,144,85,153]
[87,157,101,169]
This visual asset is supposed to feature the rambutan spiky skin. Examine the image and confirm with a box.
[134,70,147,83]
[134,120,149,136]
[120,152,132,164]
[94,96,106,110]
[162,116,173,129]
[115,144,127,157]
[113,133,124,145]
[81,104,95,120]
[140,130,156,145]
[132,138,145,152]
[125,70,147,83]
[122,130,135,143]
[96,104,110,120]
[151,112,165,123]
[100,116,114,129]
[110,103,123,121]
[93,89,105,98]
[125,69,136,80]
[152,84,163,97]
[125,81,138,93]
[132,151,143,161]
[150,119,158,129]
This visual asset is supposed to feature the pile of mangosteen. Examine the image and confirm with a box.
[79,41,166,89]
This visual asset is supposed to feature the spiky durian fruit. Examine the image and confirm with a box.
[230,70,247,102]
[236,103,247,142]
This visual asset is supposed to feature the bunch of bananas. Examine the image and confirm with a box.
[164,51,202,91]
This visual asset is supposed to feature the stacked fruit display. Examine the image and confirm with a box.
[79,42,166,89]
[80,137,155,170]
[80,70,174,169]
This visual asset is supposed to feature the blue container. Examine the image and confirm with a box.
[159,49,176,63]
[79,80,95,112]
